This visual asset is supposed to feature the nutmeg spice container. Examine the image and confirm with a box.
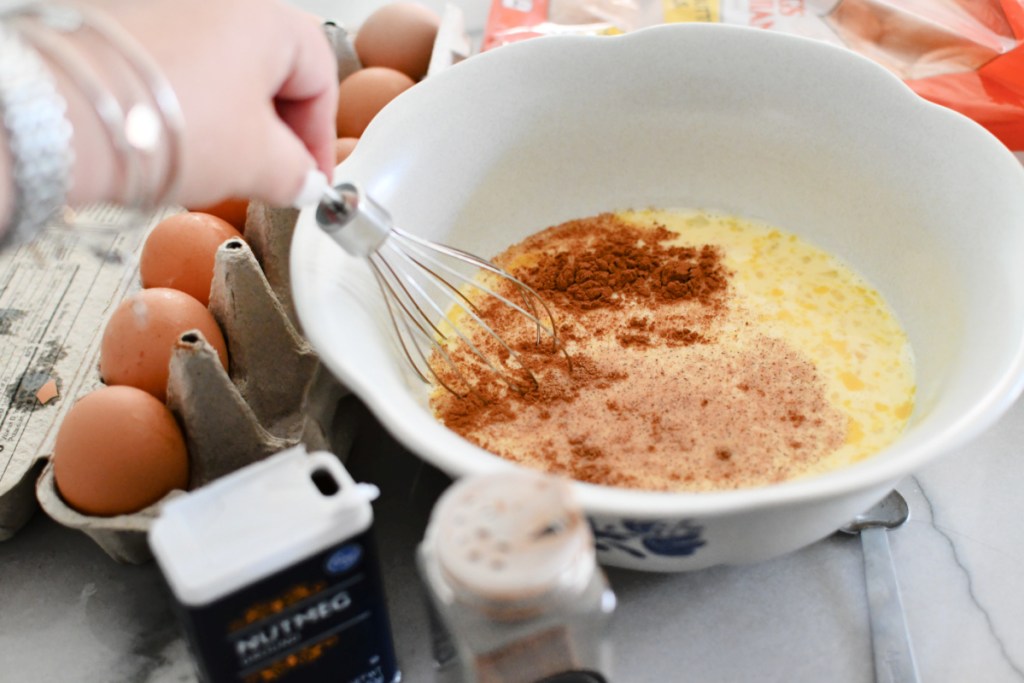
[418,469,616,683]
[149,446,399,683]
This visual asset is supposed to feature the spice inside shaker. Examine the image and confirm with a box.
[418,468,615,683]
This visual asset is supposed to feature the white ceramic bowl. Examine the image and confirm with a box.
[292,23,1024,571]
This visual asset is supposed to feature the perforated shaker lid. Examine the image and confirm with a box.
[424,468,595,605]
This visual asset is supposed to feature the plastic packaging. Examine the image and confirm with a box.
[483,0,1024,151]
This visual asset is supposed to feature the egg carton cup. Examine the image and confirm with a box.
[36,204,350,564]
[323,20,362,83]
[0,459,47,541]
[36,463,185,564]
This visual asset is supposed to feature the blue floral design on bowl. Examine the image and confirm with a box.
[590,518,706,560]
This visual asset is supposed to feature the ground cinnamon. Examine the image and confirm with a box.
[429,213,845,492]
[518,213,728,310]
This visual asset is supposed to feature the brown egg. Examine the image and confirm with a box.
[335,137,359,164]
[354,3,441,81]
[53,385,189,516]
[100,288,228,402]
[140,212,243,306]
[186,197,249,232]
[336,67,415,138]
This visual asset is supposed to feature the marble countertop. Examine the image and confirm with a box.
[2,392,1024,682]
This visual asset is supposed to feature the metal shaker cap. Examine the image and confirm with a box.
[424,468,596,608]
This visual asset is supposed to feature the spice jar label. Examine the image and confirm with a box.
[181,529,397,683]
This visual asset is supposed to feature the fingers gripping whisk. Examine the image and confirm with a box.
[315,183,569,397]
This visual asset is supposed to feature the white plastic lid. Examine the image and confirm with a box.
[424,469,594,605]
[148,446,378,606]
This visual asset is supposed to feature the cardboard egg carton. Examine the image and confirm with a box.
[35,205,348,564]
[324,20,362,83]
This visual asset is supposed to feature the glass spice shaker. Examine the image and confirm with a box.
[418,468,616,683]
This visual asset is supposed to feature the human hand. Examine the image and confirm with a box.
[85,0,339,208]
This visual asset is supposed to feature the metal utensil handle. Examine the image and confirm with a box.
[860,526,921,683]
[315,182,390,257]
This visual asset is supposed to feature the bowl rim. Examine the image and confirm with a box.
[293,22,1024,519]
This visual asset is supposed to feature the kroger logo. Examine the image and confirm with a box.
[325,543,362,575]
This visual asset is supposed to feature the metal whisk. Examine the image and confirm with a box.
[314,182,566,397]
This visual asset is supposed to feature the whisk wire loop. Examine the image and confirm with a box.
[383,240,540,394]
[370,262,472,397]
[315,182,571,397]
[393,228,564,350]
[373,247,449,341]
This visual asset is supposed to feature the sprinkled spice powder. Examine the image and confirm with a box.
[428,211,914,492]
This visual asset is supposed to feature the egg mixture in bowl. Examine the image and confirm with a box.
[292,23,1024,570]
[429,209,915,493]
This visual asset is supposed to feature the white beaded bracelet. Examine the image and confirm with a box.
[0,19,72,249]
[47,1,185,211]
[20,1,185,214]
[0,0,186,247]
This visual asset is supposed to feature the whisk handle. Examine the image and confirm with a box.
[315,182,392,257]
